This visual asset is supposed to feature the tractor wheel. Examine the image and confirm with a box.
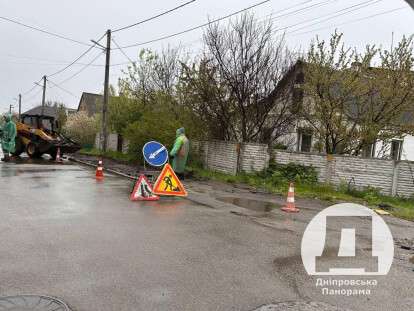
[12,137,24,157]
[26,143,42,158]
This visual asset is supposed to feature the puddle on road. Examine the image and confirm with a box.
[216,197,281,212]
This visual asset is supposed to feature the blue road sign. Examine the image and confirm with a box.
[143,141,169,167]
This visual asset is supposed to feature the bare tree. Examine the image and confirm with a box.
[119,46,186,103]
[191,13,295,144]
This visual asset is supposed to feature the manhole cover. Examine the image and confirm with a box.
[252,301,352,311]
[0,295,71,310]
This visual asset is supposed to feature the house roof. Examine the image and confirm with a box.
[77,92,120,116]
[22,106,59,119]
[77,92,103,116]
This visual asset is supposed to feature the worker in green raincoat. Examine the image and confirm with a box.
[169,127,189,178]
[1,113,17,162]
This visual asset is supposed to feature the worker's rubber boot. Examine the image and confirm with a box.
[1,154,10,162]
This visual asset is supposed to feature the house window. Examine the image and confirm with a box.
[297,130,312,152]
[391,140,403,161]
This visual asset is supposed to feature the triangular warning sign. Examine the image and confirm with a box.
[130,175,160,201]
[153,163,187,197]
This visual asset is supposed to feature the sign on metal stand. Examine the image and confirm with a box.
[143,141,169,167]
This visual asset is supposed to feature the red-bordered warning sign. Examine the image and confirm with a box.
[153,163,187,197]
[130,174,160,201]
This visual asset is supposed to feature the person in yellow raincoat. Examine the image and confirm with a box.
[1,113,17,162]
[169,127,189,178]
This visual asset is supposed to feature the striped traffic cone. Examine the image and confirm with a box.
[281,182,299,213]
[96,159,104,181]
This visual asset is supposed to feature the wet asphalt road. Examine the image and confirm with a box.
[0,158,413,311]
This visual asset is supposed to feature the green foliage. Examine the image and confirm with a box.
[303,32,414,155]
[259,162,318,185]
[108,96,142,135]
[122,94,204,162]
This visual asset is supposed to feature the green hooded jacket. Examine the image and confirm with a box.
[170,127,189,174]
[1,114,17,154]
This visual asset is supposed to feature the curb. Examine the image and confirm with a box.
[68,157,137,180]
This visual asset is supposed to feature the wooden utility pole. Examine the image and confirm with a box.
[101,29,111,152]
[9,105,13,114]
[41,75,47,117]
[18,94,22,121]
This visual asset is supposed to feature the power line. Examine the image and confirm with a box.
[47,79,78,98]
[47,32,106,78]
[113,0,196,33]
[22,79,42,96]
[54,50,105,86]
[116,0,272,49]
[278,0,382,34]
[111,0,316,64]
[269,0,337,21]
[288,6,407,36]
[24,87,43,103]
[272,0,381,34]
[111,38,135,63]
[257,0,314,21]
[0,15,93,47]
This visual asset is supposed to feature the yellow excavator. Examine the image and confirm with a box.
[12,113,80,160]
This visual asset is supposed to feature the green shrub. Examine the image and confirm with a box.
[264,162,318,185]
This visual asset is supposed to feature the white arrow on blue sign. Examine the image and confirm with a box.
[143,141,169,167]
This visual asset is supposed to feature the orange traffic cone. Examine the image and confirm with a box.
[281,182,299,213]
[55,148,63,163]
[96,159,104,180]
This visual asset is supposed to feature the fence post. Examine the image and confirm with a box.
[325,154,334,184]
[235,142,242,175]
[204,141,209,170]
[391,161,399,197]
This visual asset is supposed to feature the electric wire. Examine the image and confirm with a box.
[24,87,43,103]
[0,15,93,47]
[47,32,106,78]
[22,78,42,96]
[47,79,78,98]
[275,0,382,34]
[115,0,272,49]
[54,51,105,86]
[112,0,196,33]
[111,38,135,63]
[269,0,337,21]
[288,6,407,36]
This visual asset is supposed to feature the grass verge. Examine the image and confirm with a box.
[79,148,138,164]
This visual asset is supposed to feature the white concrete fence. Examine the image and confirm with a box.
[192,140,414,198]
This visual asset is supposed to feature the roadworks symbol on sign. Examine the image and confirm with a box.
[130,175,160,201]
[153,163,187,197]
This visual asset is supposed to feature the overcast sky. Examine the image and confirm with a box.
[0,0,413,113]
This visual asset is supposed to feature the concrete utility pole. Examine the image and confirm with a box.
[101,29,111,152]
[41,75,47,118]
[18,94,21,121]
[9,105,13,114]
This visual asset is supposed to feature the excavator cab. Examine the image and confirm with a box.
[13,114,80,160]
